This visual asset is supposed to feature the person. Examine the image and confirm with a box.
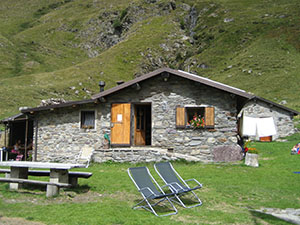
[12,140,21,153]
[9,140,21,160]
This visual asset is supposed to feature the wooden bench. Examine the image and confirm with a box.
[0,169,92,186]
[0,177,71,197]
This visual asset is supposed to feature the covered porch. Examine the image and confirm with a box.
[0,113,34,161]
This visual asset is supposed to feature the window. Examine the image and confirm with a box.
[81,111,95,129]
[176,106,215,129]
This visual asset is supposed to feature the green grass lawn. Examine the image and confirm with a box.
[0,134,300,224]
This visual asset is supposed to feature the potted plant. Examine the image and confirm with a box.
[187,114,205,129]
[244,140,259,167]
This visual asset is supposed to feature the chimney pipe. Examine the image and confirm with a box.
[99,81,105,92]
[116,80,124,85]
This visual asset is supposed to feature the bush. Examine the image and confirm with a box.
[113,19,122,31]
[120,8,128,21]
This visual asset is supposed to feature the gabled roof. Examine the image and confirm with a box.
[92,68,253,99]
[21,68,299,115]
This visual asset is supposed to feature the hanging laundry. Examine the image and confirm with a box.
[241,116,258,136]
[257,117,276,137]
[241,115,277,137]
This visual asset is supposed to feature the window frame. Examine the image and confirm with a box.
[176,105,215,129]
[80,110,96,130]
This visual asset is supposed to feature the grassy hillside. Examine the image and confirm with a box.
[0,0,299,119]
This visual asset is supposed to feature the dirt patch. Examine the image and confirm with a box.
[0,216,45,225]
[2,190,137,205]
[3,190,105,205]
[109,191,139,202]
[207,202,241,214]
[172,214,200,224]
[260,157,274,161]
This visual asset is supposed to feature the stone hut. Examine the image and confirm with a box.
[20,68,299,163]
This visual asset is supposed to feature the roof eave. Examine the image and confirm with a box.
[249,96,299,115]
[21,99,96,113]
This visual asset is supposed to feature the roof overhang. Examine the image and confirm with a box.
[21,99,96,114]
[0,113,28,124]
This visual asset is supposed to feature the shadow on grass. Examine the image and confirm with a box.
[68,184,91,194]
[132,198,176,215]
[249,210,294,225]
[170,190,203,207]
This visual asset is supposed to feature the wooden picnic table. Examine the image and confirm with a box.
[0,161,86,190]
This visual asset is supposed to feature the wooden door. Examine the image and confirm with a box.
[134,106,146,146]
[111,103,131,146]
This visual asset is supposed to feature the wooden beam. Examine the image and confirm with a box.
[24,116,28,161]
[161,72,170,81]
[4,124,7,148]
[34,120,38,162]
[131,83,141,90]
[99,97,106,103]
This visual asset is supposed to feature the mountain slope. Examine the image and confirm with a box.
[0,0,299,119]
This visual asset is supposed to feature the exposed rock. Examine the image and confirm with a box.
[224,18,234,23]
[39,98,66,107]
[198,63,209,69]
[280,100,287,105]
[212,145,243,162]
[254,208,300,225]
[180,3,191,11]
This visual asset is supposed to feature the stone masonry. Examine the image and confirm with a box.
[34,75,240,163]
[33,74,293,163]
[241,100,295,140]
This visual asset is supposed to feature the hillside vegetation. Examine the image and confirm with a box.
[0,0,299,119]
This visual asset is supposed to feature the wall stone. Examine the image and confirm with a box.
[241,100,295,140]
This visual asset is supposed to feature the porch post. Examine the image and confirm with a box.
[24,115,28,161]
[34,119,38,161]
[4,123,7,147]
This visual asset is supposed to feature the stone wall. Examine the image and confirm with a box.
[241,100,295,139]
[35,106,103,163]
[34,74,239,163]
[96,75,238,161]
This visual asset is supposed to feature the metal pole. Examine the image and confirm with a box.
[24,116,28,161]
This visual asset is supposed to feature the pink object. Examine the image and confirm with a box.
[16,155,23,161]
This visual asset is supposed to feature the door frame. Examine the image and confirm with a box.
[132,102,152,146]
[110,102,152,147]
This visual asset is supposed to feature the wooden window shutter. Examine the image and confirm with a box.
[205,107,215,128]
[176,107,186,128]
